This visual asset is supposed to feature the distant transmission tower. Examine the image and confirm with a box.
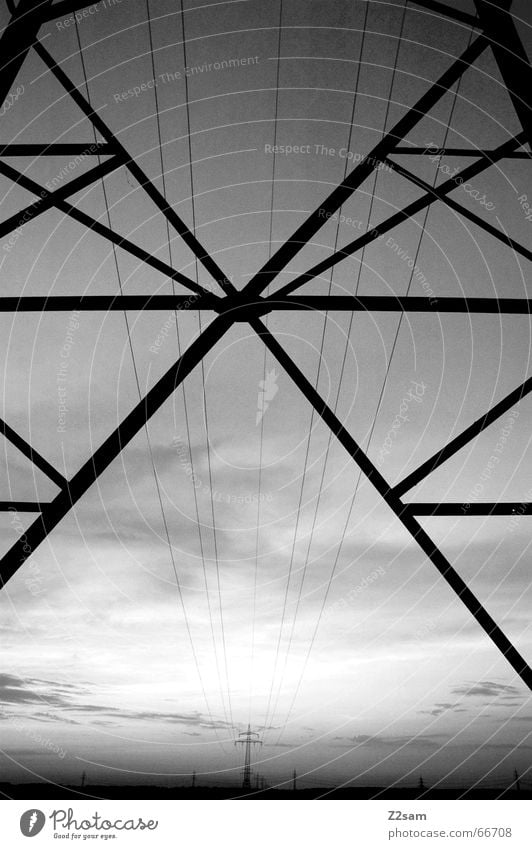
[235,725,262,790]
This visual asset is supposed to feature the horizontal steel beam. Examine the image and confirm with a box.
[0,502,49,512]
[410,503,532,516]
[392,146,531,158]
[274,296,532,313]
[0,295,531,314]
[0,143,118,156]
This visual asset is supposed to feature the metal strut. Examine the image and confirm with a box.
[0,0,530,693]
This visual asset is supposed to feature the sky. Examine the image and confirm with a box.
[0,0,531,791]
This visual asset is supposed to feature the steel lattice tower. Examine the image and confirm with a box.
[235,726,262,790]
[0,0,530,699]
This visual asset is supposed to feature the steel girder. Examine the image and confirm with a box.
[0,0,530,692]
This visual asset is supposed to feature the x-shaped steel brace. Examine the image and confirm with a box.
[0,3,530,693]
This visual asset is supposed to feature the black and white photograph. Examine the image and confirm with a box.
[0,0,530,844]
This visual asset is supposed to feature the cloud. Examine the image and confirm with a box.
[330,733,445,751]
[418,702,469,717]
[0,673,231,732]
[451,681,522,699]
[330,732,532,756]
[0,674,78,708]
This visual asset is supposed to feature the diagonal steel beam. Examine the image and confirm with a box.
[0,157,212,297]
[34,41,235,296]
[273,131,526,298]
[0,312,235,589]
[0,155,123,239]
[0,0,53,105]
[0,416,67,490]
[409,0,480,28]
[394,374,532,498]
[43,0,101,21]
[249,317,532,690]
[474,0,532,150]
[383,156,532,264]
[244,36,489,299]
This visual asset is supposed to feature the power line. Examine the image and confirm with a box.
[249,0,285,727]
[352,21,475,489]
[272,12,476,747]
[72,15,225,745]
[265,0,374,738]
[269,0,408,741]
[179,0,235,733]
[144,0,231,748]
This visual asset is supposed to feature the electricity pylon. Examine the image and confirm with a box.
[235,725,262,790]
[0,0,530,702]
